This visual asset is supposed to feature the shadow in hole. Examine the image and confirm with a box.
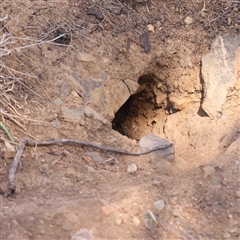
[197,61,209,117]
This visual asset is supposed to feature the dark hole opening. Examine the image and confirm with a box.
[112,75,169,140]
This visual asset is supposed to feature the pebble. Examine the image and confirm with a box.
[154,200,165,211]
[184,16,193,25]
[54,98,63,106]
[172,209,181,217]
[114,212,122,225]
[223,233,231,239]
[236,191,240,198]
[218,195,227,205]
[71,229,93,240]
[61,106,84,125]
[229,228,237,234]
[61,81,71,97]
[127,164,138,173]
[101,205,116,216]
[203,165,215,178]
[103,4,121,15]
[83,152,104,164]
[75,52,96,62]
[132,216,140,227]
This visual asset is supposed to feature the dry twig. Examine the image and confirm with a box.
[7,138,173,196]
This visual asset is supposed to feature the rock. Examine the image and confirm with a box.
[54,98,63,106]
[139,134,175,161]
[235,191,240,198]
[218,195,227,205]
[154,86,167,107]
[4,141,15,151]
[103,4,121,15]
[169,95,191,111]
[61,81,71,97]
[132,216,140,227]
[201,34,240,118]
[87,9,104,21]
[203,165,215,178]
[229,228,237,234]
[61,106,84,125]
[172,209,181,217]
[184,16,193,25]
[147,24,155,33]
[83,152,104,164]
[154,200,165,211]
[3,149,16,159]
[84,107,111,125]
[101,204,116,216]
[71,229,93,240]
[223,233,231,239]
[123,79,140,95]
[114,212,122,225]
[127,163,138,173]
[75,52,96,62]
[109,81,130,118]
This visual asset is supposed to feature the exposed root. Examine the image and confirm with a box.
[7,138,173,197]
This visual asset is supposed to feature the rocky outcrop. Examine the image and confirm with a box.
[201,34,240,118]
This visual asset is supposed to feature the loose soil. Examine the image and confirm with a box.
[0,1,239,240]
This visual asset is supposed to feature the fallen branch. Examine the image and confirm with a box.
[7,138,173,197]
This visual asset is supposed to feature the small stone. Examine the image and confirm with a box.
[154,200,165,211]
[71,229,93,240]
[84,107,111,125]
[127,164,138,173]
[132,216,140,227]
[41,163,49,171]
[218,195,227,205]
[147,24,155,33]
[103,4,121,15]
[139,134,174,161]
[236,191,240,198]
[3,149,16,159]
[228,214,233,219]
[172,209,181,217]
[184,16,193,25]
[54,98,63,106]
[169,95,191,111]
[203,165,215,178]
[61,106,84,125]
[83,152,104,164]
[229,228,237,234]
[61,81,71,98]
[114,212,122,225]
[101,205,116,216]
[4,141,15,151]
[223,233,231,239]
[75,52,96,62]
[222,178,228,186]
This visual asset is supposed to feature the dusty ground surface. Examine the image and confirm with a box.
[0,0,240,239]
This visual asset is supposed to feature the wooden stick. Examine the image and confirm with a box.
[7,138,173,197]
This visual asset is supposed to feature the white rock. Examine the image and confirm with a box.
[184,16,193,25]
[132,216,140,226]
[127,164,138,173]
[154,200,165,211]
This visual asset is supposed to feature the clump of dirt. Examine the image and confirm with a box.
[0,0,240,240]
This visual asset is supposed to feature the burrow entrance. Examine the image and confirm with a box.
[112,74,172,140]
